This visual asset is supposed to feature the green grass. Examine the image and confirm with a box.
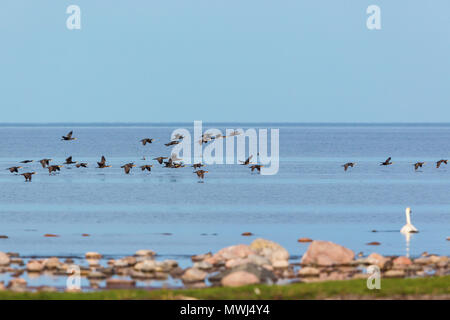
[1,276,449,300]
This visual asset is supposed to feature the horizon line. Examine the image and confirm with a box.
[0,121,450,126]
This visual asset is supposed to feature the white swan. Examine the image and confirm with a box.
[400,207,418,234]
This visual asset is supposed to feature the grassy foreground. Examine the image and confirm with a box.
[1,276,449,300]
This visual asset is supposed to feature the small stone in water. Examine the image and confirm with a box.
[0,252,10,266]
[44,234,59,237]
[297,238,313,243]
[26,260,44,272]
[181,268,207,283]
[0,235,8,239]
[85,252,102,259]
[82,234,90,237]
[135,249,156,257]
[366,241,381,246]
[241,232,253,236]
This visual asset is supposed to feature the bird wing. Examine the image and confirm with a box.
[67,131,73,138]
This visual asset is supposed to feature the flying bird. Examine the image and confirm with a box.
[436,159,448,168]
[76,163,88,168]
[21,172,36,182]
[39,159,52,168]
[64,156,77,165]
[194,170,208,180]
[414,162,425,171]
[20,160,34,164]
[192,163,205,170]
[48,165,63,174]
[97,156,111,168]
[140,138,154,145]
[250,164,264,173]
[380,157,393,166]
[172,134,184,140]
[239,155,253,165]
[140,165,152,172]
[153,157,168,165]
[61,131,76,141]
[199,133,213,145]
[165,141,180,147]
[228,130,241,137]
[172,162,185,168]
[163,158,173,168]
[121,163,136,174]
[7,166,22,173]
[342,162,356,171]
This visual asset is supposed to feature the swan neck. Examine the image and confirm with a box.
[406,211,411,224]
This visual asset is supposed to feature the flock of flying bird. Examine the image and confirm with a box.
[341,157,448,171]
[5,130,264,182]
[6,131,449,181]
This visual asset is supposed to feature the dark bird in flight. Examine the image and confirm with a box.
[194,170,208,179]
[228,130,241,137]
[20,160,33,164]
[414,162,425,171]
[213,133,225,139]
[250,164,264,173]
[239,155,253,165]
[199,133,213,145]
[64,156,77,165]
[163,158,173,168]
[380,157,393,166]
[21,172,36,182]
[97,156,111,168]
[140,138,154,145]
[48,165,63,174]
[172,134,184,140]
[342,162,356,171]
[153,157,168,165]
[436,159,448,168]
[140,165,152,172]
[76,163,88,168]
[172,162,185,168]
[165,141,180,147]
[121,163,136,174]
[39,159,52,168]
[7,166,22,173]
[192,163,205,170]
[61,131,76,141]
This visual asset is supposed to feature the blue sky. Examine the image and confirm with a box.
[0,1,449,123]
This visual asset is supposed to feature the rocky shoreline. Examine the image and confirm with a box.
[0,239,449,292]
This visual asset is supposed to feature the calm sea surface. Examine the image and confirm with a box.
[0,124,449,273]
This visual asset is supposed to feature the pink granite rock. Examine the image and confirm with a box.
[301,240,354,266]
